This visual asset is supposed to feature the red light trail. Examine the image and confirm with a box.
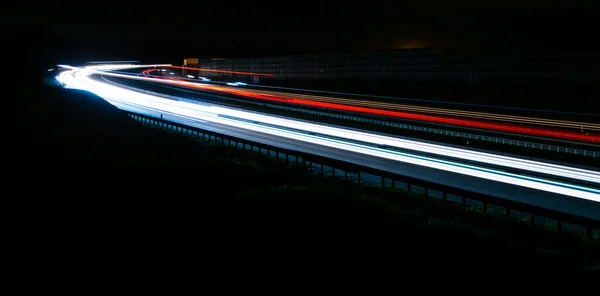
[140,69,600,143]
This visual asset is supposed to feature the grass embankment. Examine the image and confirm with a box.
[15,81,598,273]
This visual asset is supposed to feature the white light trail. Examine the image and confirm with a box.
[81,67,600,185]
[209,106,600,185]
[58,64,172,71]
[55,65,600,203]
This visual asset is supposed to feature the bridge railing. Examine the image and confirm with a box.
[126,110,600,237]
[263,102,599,158]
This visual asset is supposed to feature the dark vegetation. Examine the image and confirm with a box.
[11,70,598,275]
[9,24,599,274]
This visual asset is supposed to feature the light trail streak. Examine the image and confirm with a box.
[211,82,600,118]
[55,65,600,203]
[209,106,600,185]
[215,87,600,131]
[103,69,600,143]
[143,68,600,131]
[88,69,600,183]
[166,65,274,76]
[59,64,172,71]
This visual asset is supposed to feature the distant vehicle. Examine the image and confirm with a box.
[226,82,247,86]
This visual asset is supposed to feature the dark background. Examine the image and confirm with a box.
[5,0,600,66]
[6,1,600,277]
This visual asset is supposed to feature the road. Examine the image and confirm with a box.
[158,66,600,131]
[55,64,600,221]
[97,73,600,169]
[101,74,600,186]
[101,73,600,154]
[125,67,600,144]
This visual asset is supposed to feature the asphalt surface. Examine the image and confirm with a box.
[112,98,600,221]
[98,73,600,173]
[57,67,600,222]
[99,72,600,152]
[139,68,600,133]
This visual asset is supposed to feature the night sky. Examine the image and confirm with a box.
[5,1,600,64]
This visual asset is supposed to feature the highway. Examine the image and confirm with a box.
[98,74,600,186]
[103,68,600,144]
[55,64,600,221]
[102,73,600,155]
[159,66,600,132]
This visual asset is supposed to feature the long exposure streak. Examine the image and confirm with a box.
[136,70,600,143]
[55,65,600,206]
[166,65,274,76]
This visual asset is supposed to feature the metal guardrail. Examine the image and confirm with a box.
[264,103,599,158]
[101,76,599,159]
[127,111,599,236]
